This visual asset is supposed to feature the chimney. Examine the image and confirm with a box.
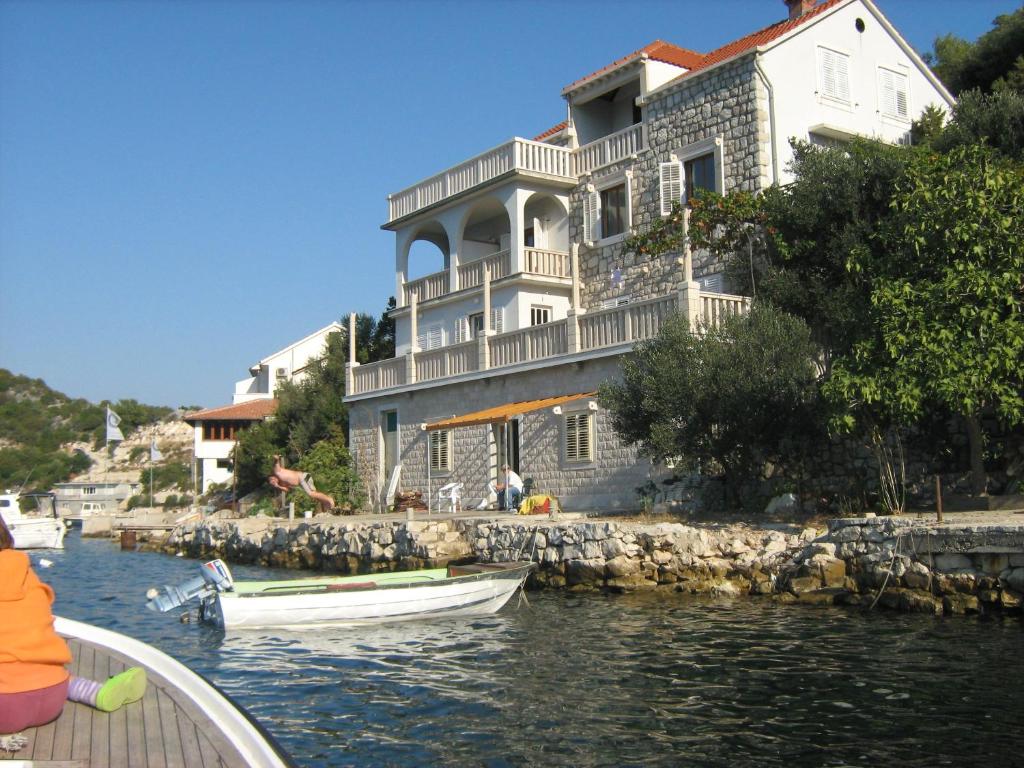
[784,0,816,20]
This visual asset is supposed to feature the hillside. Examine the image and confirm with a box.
[0,369,189,497]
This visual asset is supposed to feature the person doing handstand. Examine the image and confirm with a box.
[0,516,147,735]
[269,454,335,514]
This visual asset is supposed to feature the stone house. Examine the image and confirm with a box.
[343,0,954,513]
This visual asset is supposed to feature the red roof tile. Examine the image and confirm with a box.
[688,0,844,75]
[562,0,845,95]
[184,399,278,422]
[563,40,703,94]
[534,121,568,142]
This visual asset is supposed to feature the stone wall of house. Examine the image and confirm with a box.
[346,357,656,514]
[571,55,769,311]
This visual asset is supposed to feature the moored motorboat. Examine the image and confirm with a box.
[0,490,65,549]
[147,559,536,630]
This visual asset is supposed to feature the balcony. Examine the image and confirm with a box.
[401,248,571,307]
[386,138,574,225]
[347,288,750,398]
[572,123,646,176]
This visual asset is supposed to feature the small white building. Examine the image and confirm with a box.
[233,322,343,404]
[52,481,141,518]
[344,0,954,512]
[185,399,278,493]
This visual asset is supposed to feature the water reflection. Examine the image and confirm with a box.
[34,531,1024,768]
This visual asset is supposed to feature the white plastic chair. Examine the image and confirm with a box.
[437,482,463,514]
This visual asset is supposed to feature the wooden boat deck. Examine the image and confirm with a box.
[1,638,253,767]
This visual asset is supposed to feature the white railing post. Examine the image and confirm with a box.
[567,311,581,353]
[571,243,581,310]
[679,282,701,332]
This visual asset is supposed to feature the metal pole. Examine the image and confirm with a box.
[935,475,943,523]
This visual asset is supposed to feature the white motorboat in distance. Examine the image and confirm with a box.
[147,559,536,630]
[0,490,65,549]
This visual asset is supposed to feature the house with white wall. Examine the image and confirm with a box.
[343,0,954,512]
[189,321,341,493]
[233,322,343,403]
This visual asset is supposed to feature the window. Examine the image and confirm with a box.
[459,308,503,342]
[565,412,593,463]
[524,227,535,248]
[216,459,233,471]
[600,184,627,238]
[203,421,241,441]
[417,324,443,351]
[878,67,909,120]
[530,305,551,326]
[600,295,630,309]
[429,430,451,473]
[684,153,716,201]
[83,486,96,495]
[819,46,851,103]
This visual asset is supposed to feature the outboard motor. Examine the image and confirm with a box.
[146,559,234,613]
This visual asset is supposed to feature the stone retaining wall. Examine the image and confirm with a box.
[156,514,1024,617]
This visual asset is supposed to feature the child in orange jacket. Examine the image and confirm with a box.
[0,516,147,734]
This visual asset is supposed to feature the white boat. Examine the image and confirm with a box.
[0,490,65,549]
[148,559,536,630]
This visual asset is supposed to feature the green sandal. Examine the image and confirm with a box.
[95,667,147,712]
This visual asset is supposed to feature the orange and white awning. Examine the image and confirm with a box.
[424,392,596,431]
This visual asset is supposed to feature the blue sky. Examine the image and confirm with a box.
[1,0,1018,409]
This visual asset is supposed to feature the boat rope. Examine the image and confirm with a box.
[868,532,902,610]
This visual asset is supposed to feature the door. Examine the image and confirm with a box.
[381,410,399,487]
[491,419,521,481]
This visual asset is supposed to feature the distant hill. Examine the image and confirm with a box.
[0,369,177,494]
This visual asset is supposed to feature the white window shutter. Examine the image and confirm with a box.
[659,161,683,216]
[820,48,850,103]
[565,412,592,462]
[584,189,601,242]
[880,69,908,119]
[490,307,503,334]
[456,317,468,344]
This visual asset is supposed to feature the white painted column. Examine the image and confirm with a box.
[407,292,419,384]
[478,263,492,370]
[570,243,581,310]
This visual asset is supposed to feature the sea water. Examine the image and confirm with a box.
[33,530,1024,767]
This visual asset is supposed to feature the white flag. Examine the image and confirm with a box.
[106,407,124,442]
[150,438,163,462]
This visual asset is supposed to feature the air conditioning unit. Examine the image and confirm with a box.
[276,367,288,377]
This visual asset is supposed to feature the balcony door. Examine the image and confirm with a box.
[492,419,521,481]
[380,410,399,489]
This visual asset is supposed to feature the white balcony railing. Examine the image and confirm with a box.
[347,289,751,397]
[573,124,646,176]
[524,248,571,277]
[387,138,573,223]
[457,250,511,291]
[402,268,449,306]
[489,322,569,368]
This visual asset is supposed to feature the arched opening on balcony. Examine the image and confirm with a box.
[458,198,511,288]
[523,193,569,253]
[406,222,450,279]
[399,222,451,306]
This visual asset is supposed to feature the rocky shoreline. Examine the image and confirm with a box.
[149,512,1024,617]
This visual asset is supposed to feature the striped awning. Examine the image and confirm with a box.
[425,392,596,431]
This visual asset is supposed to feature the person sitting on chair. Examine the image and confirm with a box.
[495,465,524,511]
[268,454,335,514]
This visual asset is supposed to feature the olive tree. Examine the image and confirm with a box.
[600,304,824,509]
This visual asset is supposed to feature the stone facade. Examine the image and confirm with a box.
[574,56,768,311]
[348,357,657,513]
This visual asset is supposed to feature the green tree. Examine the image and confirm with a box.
[925,8,1024,95]
[827,144,1024,493]
[601,304,824,509]
[930,89,1024,161]
[290,430,364,512]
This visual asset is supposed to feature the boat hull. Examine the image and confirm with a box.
[204,562,535,630]
[9,517,66,549]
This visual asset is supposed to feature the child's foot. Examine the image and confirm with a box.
[95,667,147,712]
